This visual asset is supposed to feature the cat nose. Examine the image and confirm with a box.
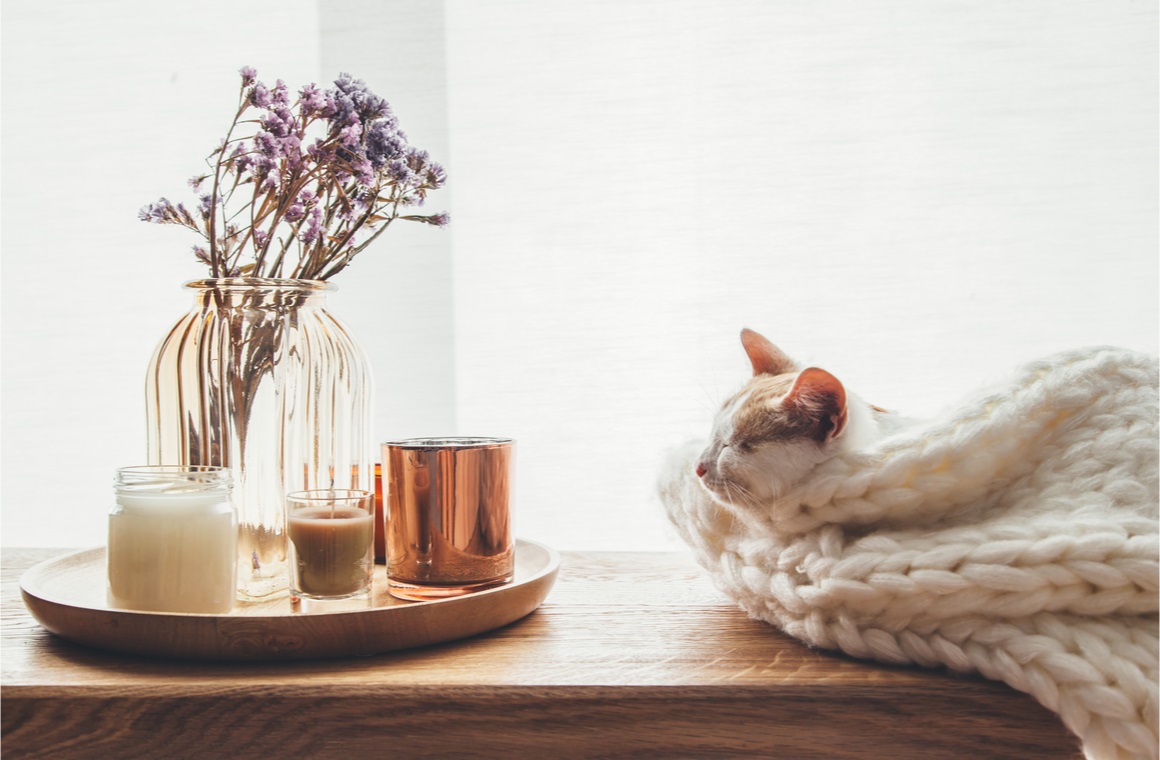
[695,462,707,478]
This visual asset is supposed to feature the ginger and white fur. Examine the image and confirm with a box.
[696,328,886,508]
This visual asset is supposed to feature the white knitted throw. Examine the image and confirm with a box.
[658,347,1159,760]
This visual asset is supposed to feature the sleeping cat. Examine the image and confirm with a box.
[695,328,892,508]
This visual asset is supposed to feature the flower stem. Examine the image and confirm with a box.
[207,88,251,276]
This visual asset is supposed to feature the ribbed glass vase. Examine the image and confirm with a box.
[145,278,374,600]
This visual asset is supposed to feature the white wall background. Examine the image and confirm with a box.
[2,1,1157,551]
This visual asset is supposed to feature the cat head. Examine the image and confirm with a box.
[694,328,853,507]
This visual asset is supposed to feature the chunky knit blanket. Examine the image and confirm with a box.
[658,347,1159,760]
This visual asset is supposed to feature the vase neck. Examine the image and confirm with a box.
[186,278,331,310]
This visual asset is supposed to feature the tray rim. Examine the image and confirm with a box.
[20,537,560,661]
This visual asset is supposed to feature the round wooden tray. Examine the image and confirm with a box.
[20,538,559,661]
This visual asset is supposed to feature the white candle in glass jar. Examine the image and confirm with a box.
[107,466,237,613]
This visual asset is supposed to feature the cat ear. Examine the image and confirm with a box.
[740,328,798,376]
[784,367,848,442]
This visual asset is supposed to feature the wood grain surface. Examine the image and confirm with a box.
[2,547,1082,759]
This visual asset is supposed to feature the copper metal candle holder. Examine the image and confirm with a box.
[381,437,515,601]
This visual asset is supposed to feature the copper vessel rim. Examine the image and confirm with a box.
[381,437,514,450]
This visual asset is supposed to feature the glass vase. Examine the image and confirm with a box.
[145,278,374,600]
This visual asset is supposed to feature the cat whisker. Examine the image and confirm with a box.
[722,479,758,509]
[698,385,723,413]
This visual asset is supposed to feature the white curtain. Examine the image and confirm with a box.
[3,0,1156,549]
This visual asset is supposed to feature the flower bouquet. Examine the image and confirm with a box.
[141,66,447,279]
[141,68,446,599]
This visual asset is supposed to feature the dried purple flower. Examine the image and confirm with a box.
[351,158,376,188]
[271,80,290,107]
[143,68,448,280]
[301,206,323,244]
[365,122,406,169]
[331,72,390,124]
[250,82,272,108]
[339,117,363,148]
[424,161,447,189]
[260,106,295,139]
[384,158,411,185]
[298,84,331,117]
[138,200,169,222]
[254,131,279,158]
[139,198,198,228]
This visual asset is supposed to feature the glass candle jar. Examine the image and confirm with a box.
[286,489,375,609]
[107,465,237,613]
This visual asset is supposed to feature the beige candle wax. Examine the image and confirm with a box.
[287,504,374,598]
[107,466,236,614]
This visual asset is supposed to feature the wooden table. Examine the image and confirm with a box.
[3,548,1081,759]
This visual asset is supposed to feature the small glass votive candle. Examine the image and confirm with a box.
[382,437,515,601]
[107,465,236,613]
[286,489,375,609]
